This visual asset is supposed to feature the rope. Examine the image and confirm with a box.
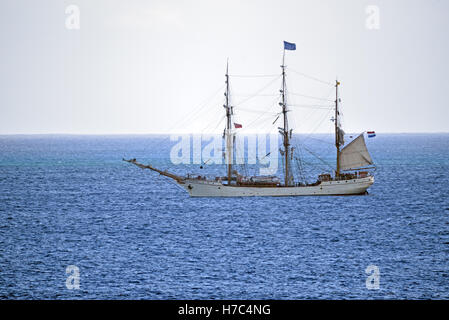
[200,114,226,135]
[139,83,226,160]
[305,135,334,145]
[288,68,333,86]
[161,83,225,134]
[236,106,278,115]
[289,104,334,110]
[289,91,334,102]
[237,97,280,133]
[229,74,279,78]
[301,144,334,171]
[232,93,278,97]
[301,108,334,141]
[233,76,281,106]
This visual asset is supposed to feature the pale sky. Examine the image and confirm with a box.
[1,0,448,134]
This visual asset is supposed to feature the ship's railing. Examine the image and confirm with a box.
[185,174,222,185]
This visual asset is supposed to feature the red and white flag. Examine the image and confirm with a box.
[234,123,242,129]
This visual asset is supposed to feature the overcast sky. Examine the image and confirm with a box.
[1,0,448,134]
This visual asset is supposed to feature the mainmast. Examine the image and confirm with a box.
[224,61,233,185]
[280,51,290,187]
[335,80,341,178]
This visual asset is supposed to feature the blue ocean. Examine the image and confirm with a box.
[0,134,448,299]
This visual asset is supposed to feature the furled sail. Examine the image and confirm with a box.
[339,133,373,170]
[337,127,345,146]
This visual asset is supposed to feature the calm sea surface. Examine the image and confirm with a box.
[0,134,448,299]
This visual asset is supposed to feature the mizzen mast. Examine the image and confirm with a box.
[334,80,342,178]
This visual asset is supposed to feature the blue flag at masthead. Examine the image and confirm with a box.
[283,41,296,50]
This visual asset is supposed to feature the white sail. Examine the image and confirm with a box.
[339,133,373,170]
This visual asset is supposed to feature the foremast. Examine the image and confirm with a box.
[224,61,233,185]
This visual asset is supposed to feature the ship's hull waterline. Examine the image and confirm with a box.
[179,176,374,197]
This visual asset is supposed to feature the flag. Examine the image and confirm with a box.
[367,131,376,138]
[234,123,242,129]
[283,41,296,50]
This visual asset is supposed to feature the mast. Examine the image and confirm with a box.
[335,80,341,178]
[224,61,233,185]
[281,50,290,186]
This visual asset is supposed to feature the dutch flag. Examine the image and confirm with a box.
[367,131,376,138]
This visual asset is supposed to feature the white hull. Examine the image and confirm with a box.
[179,176,374,197]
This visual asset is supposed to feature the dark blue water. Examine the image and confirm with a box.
[0,134,448,299]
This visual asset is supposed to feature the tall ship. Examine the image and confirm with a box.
[124,41,375,197]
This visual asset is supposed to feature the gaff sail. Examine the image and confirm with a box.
[339,133,374,171]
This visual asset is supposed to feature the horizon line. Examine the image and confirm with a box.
[1,131,449,136]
